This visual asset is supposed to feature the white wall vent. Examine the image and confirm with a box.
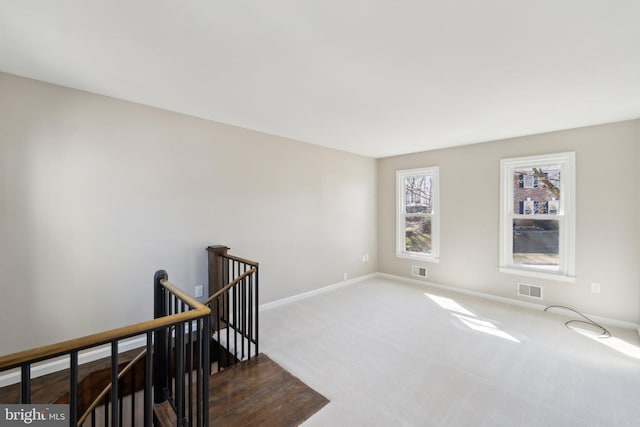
[412,265,427,278]
[517,283,543,299]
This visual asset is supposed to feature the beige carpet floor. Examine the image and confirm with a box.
[260,276,640,426]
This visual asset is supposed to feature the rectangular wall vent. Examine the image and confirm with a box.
[517,283,543,299]
[412,265,427,278]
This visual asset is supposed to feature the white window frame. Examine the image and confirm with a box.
[499,152,575,282]
[396,167,440,262]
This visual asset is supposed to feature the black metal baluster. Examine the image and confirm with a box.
[241,275,246,361]
[247,273,255,359]
[70,351,78,426]
[131,360,136,427]
[104,394,109,427]
[223,258,228,326]
[217,297,223,371]
[172,294,176,316]
[188,316,193,425]
[234,277,239,363]
[144,331,153,427]
[255,265,259,355]
[203,314,211,427]
[111,341,119,426]
[118,378,123,427]
[176,322,185,425]
[196,319,203,427]
[169,297,175,403]
[169,325,174,402]
[239,263,244,360]
[20,364,30,404]
[225,291,231,367]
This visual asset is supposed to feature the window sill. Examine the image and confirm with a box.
[498,267,575,283]
[396,252,440,263]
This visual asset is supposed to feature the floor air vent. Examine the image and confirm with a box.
[412,265,427,278]
[517,283,543,299]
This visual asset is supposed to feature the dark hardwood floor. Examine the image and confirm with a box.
[3,352,329,427]
[208,353,328,426]
[155,353,329,427]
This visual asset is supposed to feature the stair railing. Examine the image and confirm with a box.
[153,270,211,427]
[0,270,210,427]
[77,348,148,426]
[206,246,259,370]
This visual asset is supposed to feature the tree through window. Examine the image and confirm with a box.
[396,167,439,262]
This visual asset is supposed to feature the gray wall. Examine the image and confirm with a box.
[0,72,378,354]
[378,120,640,323]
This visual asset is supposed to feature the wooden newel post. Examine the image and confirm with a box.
[207,245,229,296]
[207,245,229,366]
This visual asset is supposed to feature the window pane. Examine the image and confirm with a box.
[513,166,560,215]
[512,219,559,266]
[405,216,432,254]
[405,176,432,214]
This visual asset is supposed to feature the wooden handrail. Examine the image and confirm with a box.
[0,279,209,371]
[77,348,148,425]
[203,268,257,306]
[222,253,260,268]
[159,278,204,309]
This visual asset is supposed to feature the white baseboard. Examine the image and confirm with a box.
[377,272,639,331]
[259,271,639,331]
[259,273,378,312]
[0,336,147,388]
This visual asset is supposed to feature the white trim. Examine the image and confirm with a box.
[396,252,440,263]
[376,273,638,330]
[259,273,377,312]
[258,271,637,331]
[377,272,542,310]
[498,267,576,283]
[0,336,147,388]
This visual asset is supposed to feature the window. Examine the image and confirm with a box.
[522,174,536,189]
[396,167,439,262]
[499,152,575,281]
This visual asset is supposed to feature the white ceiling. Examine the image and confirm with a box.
[1,1,639,158]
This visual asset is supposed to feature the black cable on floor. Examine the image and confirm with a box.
[544,305,611,338]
